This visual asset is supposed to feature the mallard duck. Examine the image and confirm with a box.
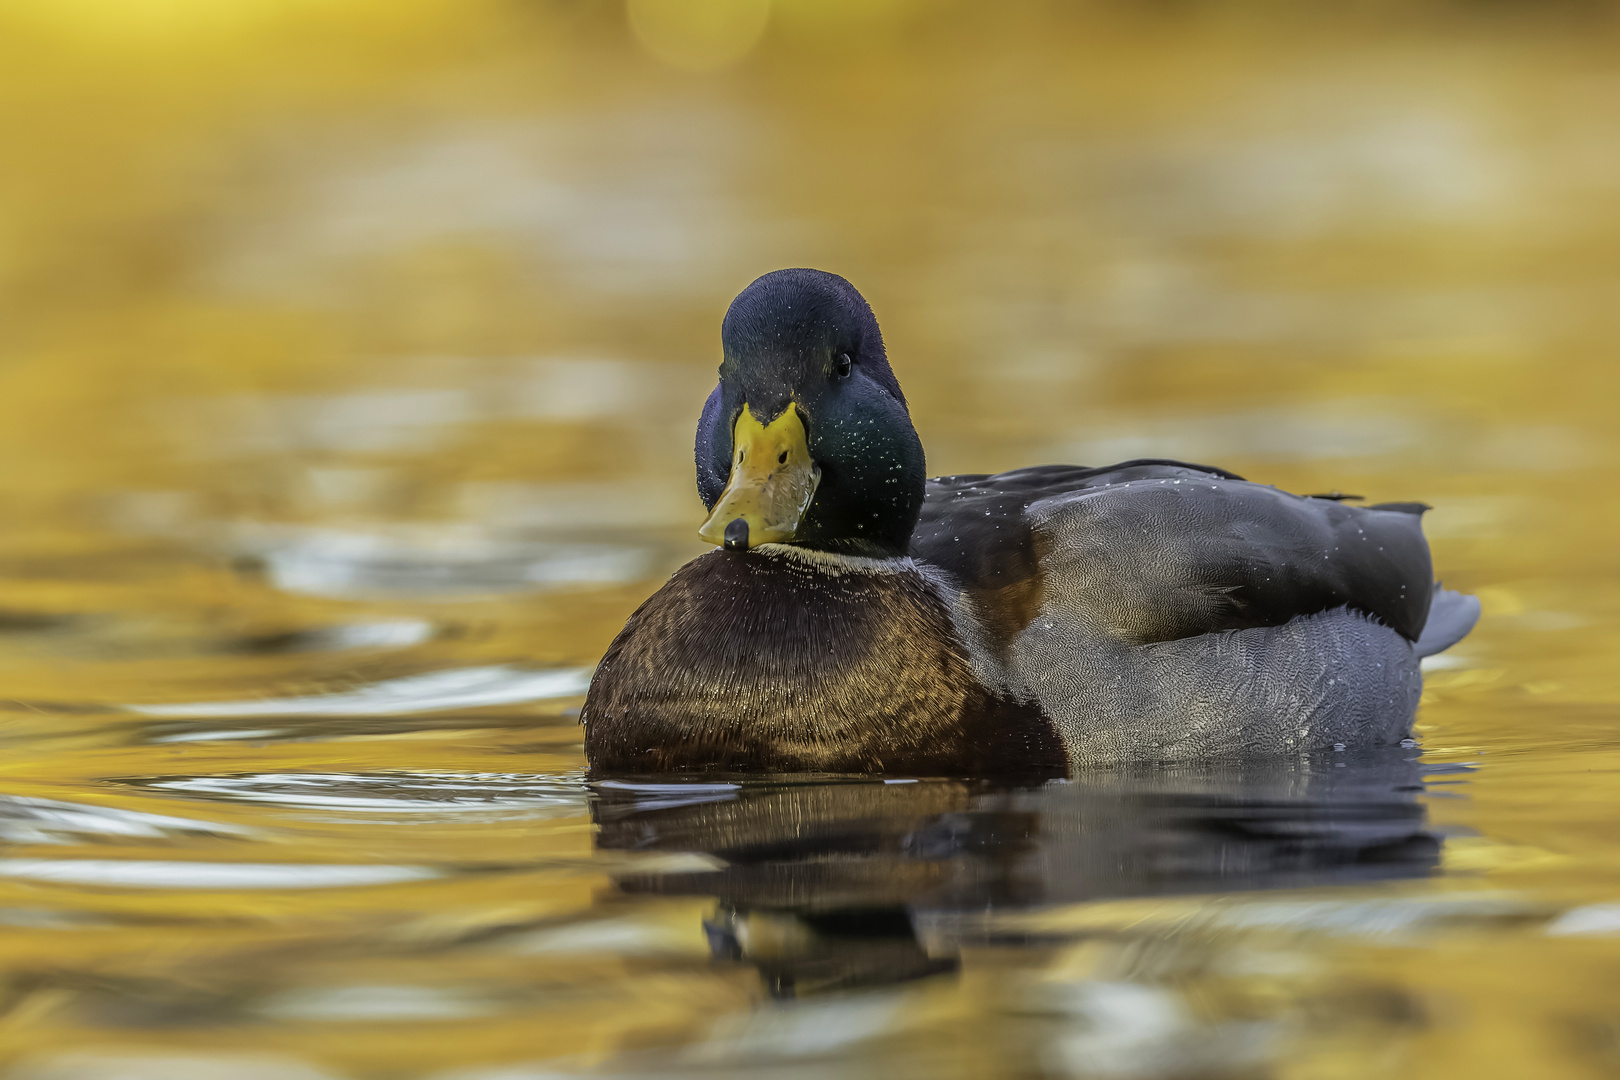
[582,269,1479,776]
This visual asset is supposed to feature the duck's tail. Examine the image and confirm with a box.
[1415,585,1481,658]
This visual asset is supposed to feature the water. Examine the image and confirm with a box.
[0,3,1618,1077]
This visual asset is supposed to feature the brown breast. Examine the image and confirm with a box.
[582,548,1066,778]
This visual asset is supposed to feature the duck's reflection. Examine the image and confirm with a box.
[591,751,1444,998]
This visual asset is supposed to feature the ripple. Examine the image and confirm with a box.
[126,664,591,719]
[0,859,437,890]
[10,1052,345,1080]
[233,619,435,654]
[1546,904,1620,937]
[0,793,255,845]
[139,771,586,817]
[237,525,652,600]
[151,727,287,744]
[592,779,740,813]
[257,984,495,1022]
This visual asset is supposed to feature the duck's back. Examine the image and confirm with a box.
[912,460,1475,763]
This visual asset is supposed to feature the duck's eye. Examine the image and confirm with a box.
[836,352,853,379]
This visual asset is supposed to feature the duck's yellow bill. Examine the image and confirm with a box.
[699,404,820,551]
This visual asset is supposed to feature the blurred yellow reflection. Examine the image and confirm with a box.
[627,0,772,71]
[0,3,1615,1079]
[0,0,467,54]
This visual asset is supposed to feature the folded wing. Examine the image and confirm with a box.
[913,460,1434,646]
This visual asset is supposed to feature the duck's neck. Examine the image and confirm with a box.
[750,542,912,573]
[582,545,1065,777]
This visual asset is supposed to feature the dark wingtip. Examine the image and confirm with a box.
[723,518,750,551]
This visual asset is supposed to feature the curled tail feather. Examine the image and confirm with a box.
[1415,586,1480,658]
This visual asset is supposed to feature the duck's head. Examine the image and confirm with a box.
[695,269,926,558]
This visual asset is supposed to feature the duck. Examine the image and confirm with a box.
[581,268,1480,777]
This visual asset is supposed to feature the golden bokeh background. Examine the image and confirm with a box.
[0,1,1617,1077]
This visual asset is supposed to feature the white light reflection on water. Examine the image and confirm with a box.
[0,860,438,890]
[505,917,702,957]
[301,619,435,651]
[145,771,586,818]
[11,1054,346,1080]
[685,992,907,1062]
[127,665,592,719]
[1052,403,1583,471]
[258,984,496,1022]
[200,388,479,456]
[457,480,694,532]
[212,115,766,301]
[236,526,654,600]
[1091,103,1519,241]
[1037,981,1272,1079]
[151,728,287,744]
[592,779,740,813]
[0,794,256,845]
[181,359,703,459]
[1545,904,1620,937]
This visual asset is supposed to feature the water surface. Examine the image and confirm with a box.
[0,4,1618,1077]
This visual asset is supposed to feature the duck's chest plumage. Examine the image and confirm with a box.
[581,547,1067,776]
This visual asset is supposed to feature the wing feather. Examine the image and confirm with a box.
[912,461,1433,645]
